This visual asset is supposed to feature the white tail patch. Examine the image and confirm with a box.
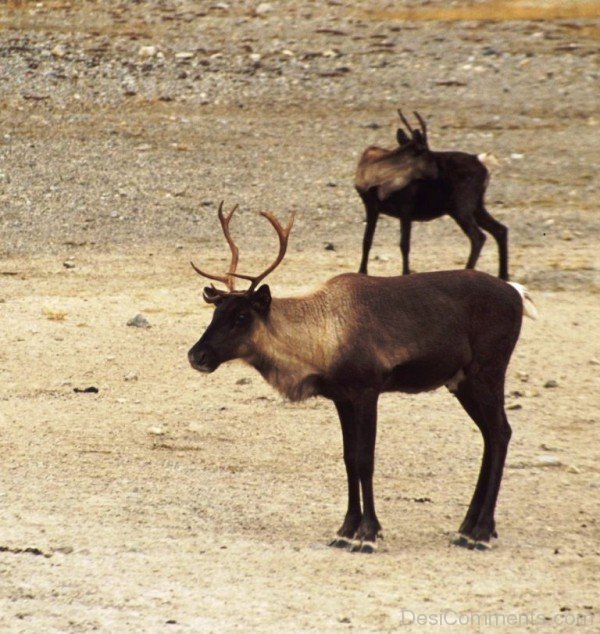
[508,282,538,320]
[478,152,500,168]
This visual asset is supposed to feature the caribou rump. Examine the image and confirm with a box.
[355,110,509,280]
[188,203,535,552]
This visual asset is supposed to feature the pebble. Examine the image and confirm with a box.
[536,455,562,467]
[255,3,274,16]
[51,44,66,58]
[147,426,165,436]
[124,371,138,381]
[138,45,157,58]
[127,314,151,329]
[544,379,558,388]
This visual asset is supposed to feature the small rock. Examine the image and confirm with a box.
[510,153,524,160]
[561,230,574,241]
[124,371,138,382]
[127,314,151,329]
[482,46,501,56]
[544,379,558,388]
[324,242,336,251]
[567,465,581,474]
[147,426,165,436]
[53,546,74,554]
[138,45,157,58]
[255,3,274,16]
[589,358,600,366]
[175,52,194,60]
[122,81,137,97]
[51,44,66,58]
[536,455,562,467]
[63,260,76,269]
[236,377,251,385]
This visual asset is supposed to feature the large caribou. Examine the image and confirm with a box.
[355,110,509,280]
[188,203,535,552]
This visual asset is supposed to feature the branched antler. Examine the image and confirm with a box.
[191,201,240,291]
[192,203,295,299]
[231,211,295,293]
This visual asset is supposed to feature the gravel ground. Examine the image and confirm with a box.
[1,0,598,271]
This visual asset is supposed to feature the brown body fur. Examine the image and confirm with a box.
[245,271,520,402]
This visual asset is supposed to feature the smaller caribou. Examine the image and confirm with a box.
[188,203,535,552]
[356,110,509,279]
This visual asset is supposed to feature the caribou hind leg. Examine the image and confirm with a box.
[452,375,512,549]
[475,205,509,280]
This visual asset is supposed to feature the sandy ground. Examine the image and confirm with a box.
[1,1,599,632]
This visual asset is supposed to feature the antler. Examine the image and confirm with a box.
[413,110,428,144]
[397,108,429,148]
[192,204,295,299]
[190,201,240,291]
[397,108,414,136]
[231,211,295,292]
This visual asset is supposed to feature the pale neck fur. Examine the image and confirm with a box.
[245,290,352,401]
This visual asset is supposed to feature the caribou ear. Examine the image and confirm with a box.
[203,286,223,304]
[396,128,410,146]
[251,284,271,314]
[412,129,427,150]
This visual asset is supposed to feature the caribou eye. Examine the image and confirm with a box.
[235,312,250,327]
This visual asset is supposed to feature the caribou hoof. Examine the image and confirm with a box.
[328,537,353,550]
[451,534,471,548]
[351,540,377,554]
[451,533,492,551]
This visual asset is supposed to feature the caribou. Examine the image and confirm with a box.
[355,110,509,280]
[188,203,535,552]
